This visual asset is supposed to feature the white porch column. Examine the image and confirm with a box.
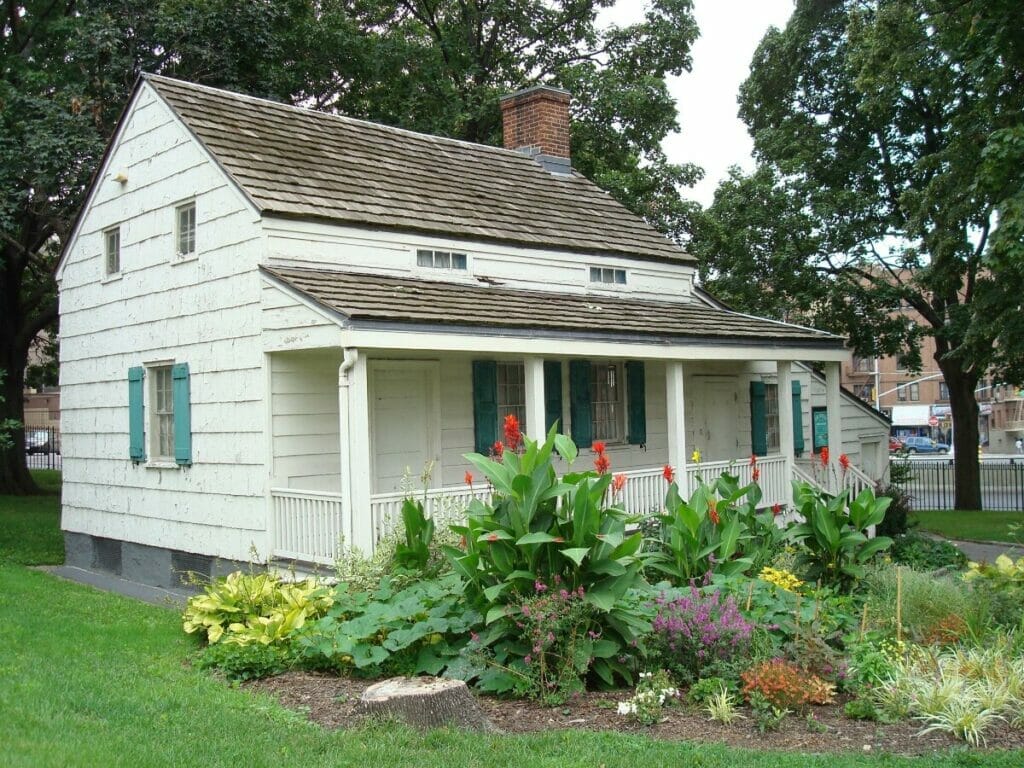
[342,349,374,553]
[523,357,546,441]
[665,361,688,496]
[777,361,794,485]
[825,360,843,482]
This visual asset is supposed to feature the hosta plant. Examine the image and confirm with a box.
[445,426,648,688]
[182,571,332,645]
[787,483,893,592]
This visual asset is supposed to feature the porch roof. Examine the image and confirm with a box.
[261,265,846,350]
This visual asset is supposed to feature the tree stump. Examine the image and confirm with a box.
[355,677,498,732]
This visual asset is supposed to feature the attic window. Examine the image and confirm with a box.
[589,267,626,285]
[104,227,121,275]
[176,202,196,258]
[417,249,467,270]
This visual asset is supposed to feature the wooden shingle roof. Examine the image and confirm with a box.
[262,266,844,348]
[146,75,693,265]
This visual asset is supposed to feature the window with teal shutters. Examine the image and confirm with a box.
[472,360,498,454]
[750,381,768,456]
[569,360,592,447]
[128,367,145,461]
[544,361,562,433]
[172,363,192,465]
[625,361,646,445]
[792,380,805,455]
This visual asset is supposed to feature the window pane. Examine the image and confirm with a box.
[614,269,626,284]
[496,362,526,431]
[435,251,450,268]
[765,383,780,451]
[590,362,621,441]
[602,268,614,284]
[452,253,467,269]
[417,249,433,267]
[151,366,175,459]
[105,229,120,274]
[177,204,196,255]
[589,267,601,282]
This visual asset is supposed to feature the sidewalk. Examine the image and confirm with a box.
[948,538,1022,564]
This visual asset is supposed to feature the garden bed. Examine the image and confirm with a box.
[246,671,1024,755]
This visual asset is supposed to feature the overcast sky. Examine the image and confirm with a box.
[601,0,795,208]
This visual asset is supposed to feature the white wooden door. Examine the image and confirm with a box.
[693,377,740,460]
[369,361,440,494]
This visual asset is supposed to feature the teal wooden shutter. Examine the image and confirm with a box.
[792,380,805,455]
[472,360,498,454]
[128,367,145,462]
[544,361,562,433]
[172,362,192,466]
[626,361,646,445]
[569,360,592,447]
[750,380,767,456]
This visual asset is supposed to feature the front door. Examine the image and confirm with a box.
[369,360,440,494]
[692,377,740,460]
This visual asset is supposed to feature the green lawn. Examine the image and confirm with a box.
[0,469,64,565]
[911,509,1024,544]
[1,476,1022,766]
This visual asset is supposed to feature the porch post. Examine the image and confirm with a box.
[777,361,794,487]
[825,361,843,483]
[523,356,546,441]
[665,361,688,496]
[344,350,374,553]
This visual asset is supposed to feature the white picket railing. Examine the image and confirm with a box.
[370,484,493,540]
[270,487,346,567]
[794,459,877,499]
[684,454,790,510]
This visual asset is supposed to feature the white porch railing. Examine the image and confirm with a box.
[371,485,494,540]
[271,487,346,567]
[793,460,877,499]
[685,455,790,510]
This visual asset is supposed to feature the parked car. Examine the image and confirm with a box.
[25,429,52,454]
[888,437,905,453]
[901,435,949,454]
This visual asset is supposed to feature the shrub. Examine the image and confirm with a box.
[876,480,914,537]
[740,659,825,710]
[647,585,755,684]
[862,563,981,642]
[446,426,648,688]
[616,670,679,725]
[182,571,333,646]
[890,532,966,571]
[787,484,893,592]
[687,676,736,705]
[195,642,292,681]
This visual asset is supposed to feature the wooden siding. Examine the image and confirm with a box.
[59,83,269,562]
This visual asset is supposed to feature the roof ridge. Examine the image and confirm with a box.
[143,73,547,165]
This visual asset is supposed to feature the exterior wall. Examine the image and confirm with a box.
[263,217,695,303]
[269,351,342,491]
[802,371,889,480]
[59,83,269,563]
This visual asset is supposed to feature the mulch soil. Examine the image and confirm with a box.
[246,671,1024,755]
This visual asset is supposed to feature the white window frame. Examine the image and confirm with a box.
[590,361,625,443]
[496,361,525,429]
[588,266,627,287]
[909,382,920,401]
[147,363,175,463]
[175,201,197,260]
[104,227,121,276]
[416,248,468,271]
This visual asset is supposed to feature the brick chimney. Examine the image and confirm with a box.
[499,85,571,174]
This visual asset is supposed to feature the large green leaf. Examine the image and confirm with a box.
[559,547,590,566]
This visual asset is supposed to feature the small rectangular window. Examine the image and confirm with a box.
[939,382,950,400]
[909,383,920,401]
[149,365,175,460]
[105,227,121,275]
[176,202,196,257]
[589,266,626,286]
[765,383,780,451]
[416,248,467,270]
[496,362,526,429]
[897,385,907,401]
[590,361,624,442]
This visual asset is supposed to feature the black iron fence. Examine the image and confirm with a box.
[891,458,1024,511]
[23,426,61,470]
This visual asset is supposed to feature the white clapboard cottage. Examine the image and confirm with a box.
[57,76,889,586]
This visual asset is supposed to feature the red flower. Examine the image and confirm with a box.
[820,446,830,467]
[752,467,761,482]
[592,440,607,455]
[491,441,505,458]
[750,454,758,466]
[503,414,522,452]
[595,452,611,474]
[839,453,851,473]
[663,464,675,483]
[464,471,474,487]
[612,473,627,493]
[486,532,499,542]
[772,503,782,517]
[709,500,720,526]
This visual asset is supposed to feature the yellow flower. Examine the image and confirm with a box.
[759,566,804,593]
[691,449,702,464]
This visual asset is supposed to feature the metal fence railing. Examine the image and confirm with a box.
[890,458,1024,511]
[23,426,61,470]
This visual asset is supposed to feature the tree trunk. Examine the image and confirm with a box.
[939,361,982,510]
[0,355,39,495]
[355,677,498,732]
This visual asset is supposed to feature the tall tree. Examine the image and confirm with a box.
[696,0,1023,509]
[1,0,701,493]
